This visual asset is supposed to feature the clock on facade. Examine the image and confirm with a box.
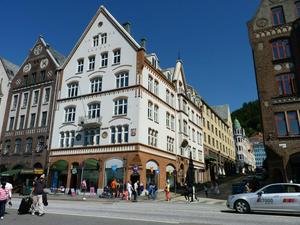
[33,45,43,55]
[40,58,49,69]
[23,63,31,73]
[101,132,108,139]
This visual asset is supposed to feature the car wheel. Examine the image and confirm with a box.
[234,199,250,213]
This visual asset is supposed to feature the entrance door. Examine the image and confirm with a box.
[130,173,140,184]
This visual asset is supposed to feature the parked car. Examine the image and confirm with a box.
[227,183,300,214]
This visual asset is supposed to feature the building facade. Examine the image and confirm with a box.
[248,0,300,182]
[249,133,267,169]
[202,102,236,182]
[0,57,19,146]
[0,37,65,184]
[233,119,256,173]
[49,6,205,193]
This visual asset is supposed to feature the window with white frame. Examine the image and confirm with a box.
[154,105,159,123]
[167,136,174,152]
[36,136,45,152]
[171,93,174,107]
[44,88,50,103]
[113,49,121,64]
[101,52,108,67]
[171,115,175,130]
[60,132,64,148]
[93,35,99,47]
[110,125,128,144]
[19,115,25,130]
[33,90,39,105]
[65,107,76,122]
[148,128,158,147]
[166,112,170,129]
[101,33,107,44]
[114,98,127,115]
[12,95,18,110]
[148,75,153,92]
[89,56,95,70]
[192,129,195,142]
[22,93,29,108]
[14,138,21,154]
[183,120,187,134]
[116,71,128,88]
[154,80,159,95]
[41,111,47,127]
[25,138,33,153]
[88,102,101,119]
[90,77,102,93]
[166,89,170,104]
[77,59,84,73]
[183,100,187,113]
[68,82,78,97]
[147,101,153,119]
[29,113,35,128]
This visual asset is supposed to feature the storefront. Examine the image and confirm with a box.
[146,160,159,187]
[81,158,99,192]
[50,160,68,190]
[104,158,124,188]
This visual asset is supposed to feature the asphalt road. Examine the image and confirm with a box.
[1,199,299,225]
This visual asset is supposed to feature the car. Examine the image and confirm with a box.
[227,183,300,214]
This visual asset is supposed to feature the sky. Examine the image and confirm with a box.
[0,0,260,111]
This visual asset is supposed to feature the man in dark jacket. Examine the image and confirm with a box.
[31,174,46,216]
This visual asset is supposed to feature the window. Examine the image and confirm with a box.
[23,75,29,86]
[40,70,46,82]
[19,115,25,130]
[33,90,39,105]
[101,33,107,44]
[77,59,84,73]
[68,82,78,97]
[296,1,300,17]
[154,105,159,123]
[88,56,95,70]
[166,112,170,128]
[22,93,29,108]
[12,95,18,110]
[275,112,287,136]
[110,125,128,144]
[71,131,75,147]
[41,111,47,127]
[148,128,158,147]
[60,133,64,148]
[183,120,187,134]
[116,71,129,88]
[272,39,291,60]
[101,52,108,67]
[93,35,99,47]
[287,111,300,135]
[271,6,285,26]
[170,93,174,107]
[154,80,159,95]
[44,88,50,103]
[148,75,153,92]
[192,129,195,142]
[9,117,14,130]
[3,140,11,155]
[262,184,284,194]
[148,101,153,120]
[30,113,36,128]
[171,115,175,130]
[167,137,174,152]
[65,107,76,123]
[183,101,187,113]
[114,98,127,115]
[166,89,170,104]
[14,139,21,154]
[276,73,296,96]
[113,49,121,64]
[25,138,33,153]
[36,136,45,152]
[91,77,102,93]
[88,103,101,119]
[31,72,36,84]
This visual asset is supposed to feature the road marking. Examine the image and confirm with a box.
[46,211,180,224]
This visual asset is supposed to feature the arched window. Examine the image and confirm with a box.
[37,136,45,152]
[25,138,33,153]
[68,82,79,97]
[3,140,11,155]
[14,139,21,154]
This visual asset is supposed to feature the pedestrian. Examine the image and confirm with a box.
[81,179,87,196]
[152,184,157,200]
[4,178,12,208]
[204,184,208,198]
[31,174,46,216]
[111,179,117,198]
[139,182,144,196]
[133,181,139,202]
[183,183,190,202]
[165,180,171,201]
[244,182,251,193]
[214,181,220,195]
[0,180,8,220]
[127,181,132,200]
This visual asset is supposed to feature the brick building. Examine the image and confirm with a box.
[248,0,300,182]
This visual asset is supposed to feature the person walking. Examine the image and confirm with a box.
[165,180,171,202]
[126,181,132,200]
[133,181,138,202]
[31,174,46,216]
[0,180,8,220]
[204,184,208,198]
[183,183,190,202]
[3,178,12,207]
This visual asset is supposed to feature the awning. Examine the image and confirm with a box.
[51,160,68,171]
[0,169,21,177]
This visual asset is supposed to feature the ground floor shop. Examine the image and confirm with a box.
[49,145,205,194]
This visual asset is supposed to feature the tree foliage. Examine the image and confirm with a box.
[231,100,262,137]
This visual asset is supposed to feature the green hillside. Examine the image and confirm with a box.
[231,100,262,137]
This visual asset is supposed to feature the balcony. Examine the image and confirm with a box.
[78,116,102,129]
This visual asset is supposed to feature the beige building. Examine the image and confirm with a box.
[201,102,236,182]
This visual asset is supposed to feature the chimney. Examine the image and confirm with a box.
[140,38,147,50]
[123,22,131,34]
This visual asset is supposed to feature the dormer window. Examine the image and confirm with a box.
[113,49,121,64]
[93,35,99,47]
[101,33,107,44]
[151,58,157,68]
[77,59,84,73]
[271,6,285,26]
